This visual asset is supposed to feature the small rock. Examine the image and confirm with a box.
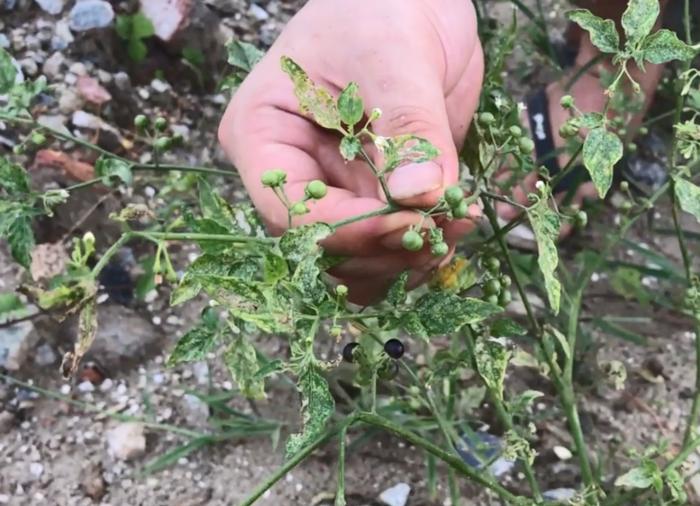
[29,462,44,478]
[150,78,170,93]
[0,34,9,49]
[37,114,69,135]
[543,488,576,501]
[81,462,106,500]
[42,51,65,79]
[113,71,131,91]
[68,0,114,32]
[58,88,84,114]
[77,76,111,105]
[51,20,73,50]
[69,62,87,76]
[0,494,9,504]
[248,3,269,21]
[139,0,192,41]
[35,0,64,14]
[34,343,57,366]
[0,411,15,432]
[106,422,146,460]
[379,483,411,506]
[19,58,38,76]
[0,321,39,371]
[77,381,95,393]
[179,394,209,429]
[553,445,573,461]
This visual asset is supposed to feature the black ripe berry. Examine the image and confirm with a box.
[384,338,405,359]
[342,342,359,363]
[379,360,400,380]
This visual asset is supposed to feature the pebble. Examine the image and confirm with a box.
[150,78,170,93]
[42,51,65,79]
[29,462,44,478]
[35,0,64,15]
[0,494,8,504]
[378,483,411,506]
[51,20,73,51]
[69,62,87,76]
[68,0,114,31]
[249,3,269,21]
[77,381,95,393]
[113,71,131,91]
[59,384,71,395]
[19,58,38,76]
[106,422,146,460]
[0,34,9,49]
[34,343,57,366]
[553,445,573,461]
[58,89,84,114]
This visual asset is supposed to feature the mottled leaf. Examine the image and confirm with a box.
[568,10,620,53]
[0,48,17,94]
[621,0,659,47]
[412,292,501,337]
[0,158,30,195]
[285,366,334,458]
[490,318,527,338]
[615,461,661,491]
[674,177,700,222]
[339,135,361,161]
[227,40,264,72]
[95,156,133,186]
[167,310,220,366]
[386,271,409,306]
[528,199,561,314]
[263,252,288,284]
[337,82,364,127]
[281,56,341,130]
[7,216,34,268]
[641,29,697,63]
[279,223,332,263]
[225,334,265,399]
[474,338,510,400]
[583,127,623,198]
[376,135,440,173]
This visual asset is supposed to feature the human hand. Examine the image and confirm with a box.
[218,0,484,303]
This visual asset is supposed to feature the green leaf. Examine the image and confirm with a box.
[227,40,264,72]
[583,127,623,198]
[615,460,662,491]
[7,216,34,268]
[115,15,131,39]
[0,48,17,94]
[474,338,510,400]
[376,135,440,172]
[412,292,502,337]
[225,333,266,399]
[665,469,687,503]
[167,311,220,366]
[95,156,133,186]
[490,318,527,338]
[131,12,155,39]
[567,10,620,53]
[674,176,700,222]
[641,29,697,63]
[339,135,361,161]
[280,56,341,130]
[528,198,561,314]
[182,47,205,68]
[337,82,364,127]
[127,39,148,63]
[285,366,334,458]
[621,0,660,47]
[0,158,30,195]
[386,271,409,306]
[279,223,332,263]
[263,252,289,284]
[545,325,570,362]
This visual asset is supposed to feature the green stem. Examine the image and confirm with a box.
[331,205,397,230]
[132,164,236,178]
[91,232,133,277]
[335,427,347,506]
[358,148,395,206]
[356,412,520,503]
[131,231,273,244]
[64,177,103,192]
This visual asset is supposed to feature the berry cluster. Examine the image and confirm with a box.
[342,338,406,381]
[480,254,512,307]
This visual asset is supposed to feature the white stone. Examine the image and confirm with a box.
[68,0,114,31]
[553,445,573,461]
[35,0,64,14]
[379,483,411,506]
[106,422,146,460]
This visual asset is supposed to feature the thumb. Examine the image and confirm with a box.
[362,74,458,207]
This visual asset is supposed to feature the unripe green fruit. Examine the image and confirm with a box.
[452,200,469,219]
[483,278,502,296]
[500,274,512,288]
[261,169,287,187]
[13,144,25,155]
[134,114,149,129]
[154,117,168,132]
[305,180,328,199]
[559,123,579,139]
[485,294,500,305]
[479,112,496,126]
[330,326,342,338]
[290,202,309,216]
[31,132,47,145]
[336,284,348,297]
[483,256,501,274]
[402,230,424,252]
[431,242,449,257]
[498,290,512,307]
[560,95,574,109]
[155,137,172,151]
[575,210,588,228]
[444,185,464,207]
[620,181,630,192]
[519,137,535,154]
[509,125,522,137]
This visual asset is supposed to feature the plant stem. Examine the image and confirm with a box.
[331,205,397,230]
[356,412,520,503]
[132,164,236,178]
[91,232,133,277]
[131,231,273,244]
[335,427,347,506]
[358,148,395,206]
[63,177,103,192]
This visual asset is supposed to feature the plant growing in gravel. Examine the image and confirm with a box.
[1,0,700,504]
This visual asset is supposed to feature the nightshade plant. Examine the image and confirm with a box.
[1,0,700,504]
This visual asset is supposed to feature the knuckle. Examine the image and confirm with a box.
[382,105,440,137]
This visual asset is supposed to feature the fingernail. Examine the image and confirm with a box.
[387,162,443,200]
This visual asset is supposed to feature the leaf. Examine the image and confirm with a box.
[528,199,561,314]
[490,318,527,338]
[411,292,502,337]
[61,295,98,378]
[227,40,264,72]
[7,216,34,268]
[386,271,409,306]
[94,156,133,186]
[615,461,661,490]
[285,366,334,458]
[567,10,620,53]
[127,38,148,63]
[641,29,697,63]
[337,82,364,127]
[621,0,660,47]
[0,158,30,195]
[0,48,17,94]
[583,127,622,198]
[279,223,332,263]
[280,56,341,130]
[474,338,510,400]
[263,252,288,284]
[375,135,440,172]
[544,325,570,362]
[115,14,131,39]
[339,136,361,161]
[167,311,220,366]
[131,12,155,39]
[225,334,266,399]
[673,176,700,222]
[665,469,687,503]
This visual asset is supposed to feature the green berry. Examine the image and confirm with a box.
[620,181,630,192]
[519,137,535,154]
[479,112,496,126]
[13,144,25,155]
[500,274,512,288]
[509,125,522,137]
[305,180,328,199]
[444,185,464,207]
[402,230,424,252]
[431,242,449,257]
[290,202,309,216]
[560,95,574,109]
[485,294,500,305]
[261,169,287,187]
[575,210,588,228]
[559,123,579,139]
[154,117,168,132]
[31,132,47,145]
[483,278,502,296]
[639,126,649,136]
[330,326,342,338]
[336,284,348,297]
[498,290,512,307]
[452,200,469,219]
[134,114,149,129]
[155,137,173,151]
[483,256,501,274]
[378,360,400,380]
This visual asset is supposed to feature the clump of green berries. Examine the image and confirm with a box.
[480,254,512,307]
[261,169,287,187]
[402,230,424,252]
